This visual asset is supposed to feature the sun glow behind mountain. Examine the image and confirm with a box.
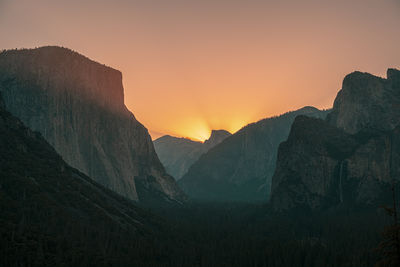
[156,115,248,142]
[1,0,400,141]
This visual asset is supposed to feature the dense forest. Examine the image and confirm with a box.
[153,203,395,267]
[1,199,397,266]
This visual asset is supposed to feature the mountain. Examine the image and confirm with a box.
[0,93,167,265]
[178,107,329,202]
[154,129,231,180]
[0,46,185,204]
[203,129,232,149]
[270,68,400,211]
[327,69,400,134]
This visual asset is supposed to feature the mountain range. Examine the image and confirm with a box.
[178,107,329,202]
[153,129,231,180]
[0,45,398,266]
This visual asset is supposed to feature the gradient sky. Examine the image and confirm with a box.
[1,0,400,140]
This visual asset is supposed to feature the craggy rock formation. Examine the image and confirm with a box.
[154,129,231,180]
[203,130,232,149]
[0,46,186,204]
[271,69,400,211]
[0,92,167,264]
[327,69,400,134]
[179,107,328,202]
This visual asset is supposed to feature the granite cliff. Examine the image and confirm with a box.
[0,93,165,264]
[327,69,400,134]
[271,69,400,211]
[203,130,232,149]
[0,46,186,204]
[179,107,328,202]
[153,129,231,180]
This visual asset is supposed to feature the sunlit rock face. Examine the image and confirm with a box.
[179,107,328,202]
[154,130,231,180]
[0,46,186,204]
[271,69,400,211]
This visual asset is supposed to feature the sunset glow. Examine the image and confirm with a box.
[1,0,400,140]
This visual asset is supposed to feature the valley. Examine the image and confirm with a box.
[0,47,399,266]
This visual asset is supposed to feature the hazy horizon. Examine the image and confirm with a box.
[1,0,400,140]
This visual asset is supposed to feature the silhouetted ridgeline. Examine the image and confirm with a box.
[154,129,231,180]
[0,46,186,205]
[179,107,329,202]
[271,69,400,212]
[0,45,398,266]
[0,90,386,266]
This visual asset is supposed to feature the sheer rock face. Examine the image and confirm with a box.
[327,69,400,134]
[178,107,328,202]
[154,130,231,180]
[0,92,155,231]
[271,69,400,211]
[0,46,186,204]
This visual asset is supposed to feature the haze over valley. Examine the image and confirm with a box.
[1,0,400,266]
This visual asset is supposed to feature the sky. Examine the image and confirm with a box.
[1,0,400,141]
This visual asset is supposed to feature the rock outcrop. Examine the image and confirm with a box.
[179,107,328,202]
[327,69,400,134]
[153,129,231,180]
[0,92,166,264]
[0,46,186,204]
[271,69,400,211]
[203,130,232,149]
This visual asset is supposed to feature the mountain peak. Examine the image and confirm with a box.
[342,71,384,91]
[204,129,231,147]
[153,130,231,180]
[327,68,400,134]
[387,68,400,81]
[178,108,329,202]
[0,46,186,204]
[0,46,125,113]
[297,106,320,113]
[155,134,202,145]
[0,46,119,71]
[271,67,400,211]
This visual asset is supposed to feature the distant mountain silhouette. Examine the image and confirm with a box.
[204,130,232,149]
[0,46,186,204]
[271,68,400,211]
[178,107,329,202]
[154,130,231,180]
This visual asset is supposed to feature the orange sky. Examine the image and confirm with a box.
[1,0,400,140]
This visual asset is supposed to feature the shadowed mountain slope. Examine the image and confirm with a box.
[0,93,170,266]
[154,129,231,180]
[271,69,400,211]
[179,107,328,202]
[0,46,185,204]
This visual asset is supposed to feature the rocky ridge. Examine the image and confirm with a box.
[0,46,186,204]
[179,106,329,202]
[271,69,400,211]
